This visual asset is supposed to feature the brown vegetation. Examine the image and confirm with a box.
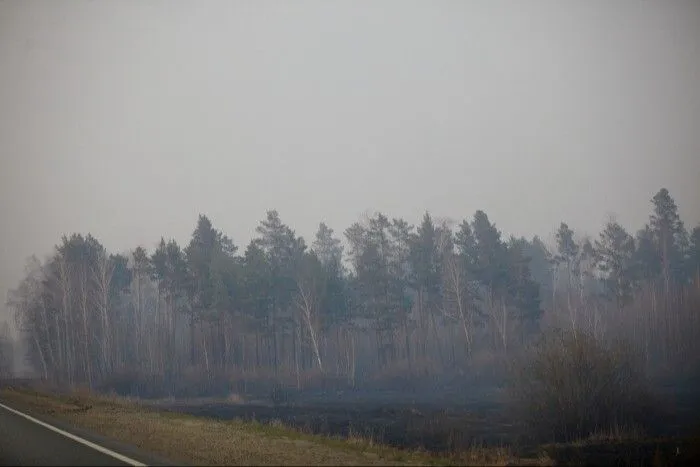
[508,329,659,443]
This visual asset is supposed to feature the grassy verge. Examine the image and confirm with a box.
[0,386,532,466]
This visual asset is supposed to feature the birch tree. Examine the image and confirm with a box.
[294,251,325,373]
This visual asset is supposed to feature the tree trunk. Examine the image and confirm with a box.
[455,281,471,356]
[135,272,142,368]
[349,330,356,387]
[293,325,301,389]
[203,326,211,383]
[32,332,48,380]
[429,311,444,366]
[80,269,93,389]
[303,313,323,373]
[190,313,197,367]
[404,319,412,375]
[501,297,508,355]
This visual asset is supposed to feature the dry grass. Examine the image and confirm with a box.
[0,386,542,466]
[572,425,646,446]
[453,443,544,467]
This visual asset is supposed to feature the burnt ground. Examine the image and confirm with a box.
[5,376,700,464]
[543,438,700,467]
[148,385,700,459]
[150,388,520,453]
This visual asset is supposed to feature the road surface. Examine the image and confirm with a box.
[0,400,172,466]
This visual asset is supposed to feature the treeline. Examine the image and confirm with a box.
[7,188,700,397]
[0,321,13,378]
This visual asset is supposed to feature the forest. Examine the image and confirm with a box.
[4,187,700,404]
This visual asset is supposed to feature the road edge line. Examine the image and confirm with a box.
[0,401,147,466]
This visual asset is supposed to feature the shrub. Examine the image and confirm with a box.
[509,328,659,442]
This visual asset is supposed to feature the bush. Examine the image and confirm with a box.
[509,328,659,442]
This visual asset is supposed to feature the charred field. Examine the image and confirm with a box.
[148,388,521,454]
[145,383,700,463]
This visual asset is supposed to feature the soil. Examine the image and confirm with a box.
[151,388,527,453]
[148,385,700,457]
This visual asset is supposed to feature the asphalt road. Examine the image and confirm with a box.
[0,400,171,466]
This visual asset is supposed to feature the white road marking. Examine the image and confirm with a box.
[0,401,147,466]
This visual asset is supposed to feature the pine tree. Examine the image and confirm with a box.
[593,220,636,309]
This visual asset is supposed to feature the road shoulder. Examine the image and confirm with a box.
[0,394,177,466]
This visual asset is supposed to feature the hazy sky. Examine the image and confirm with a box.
[1,1,699,321]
